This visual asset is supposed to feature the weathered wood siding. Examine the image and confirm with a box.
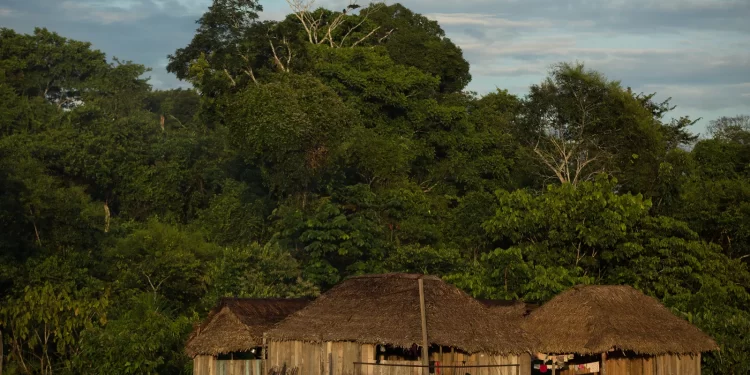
[556,353,701,375]
[193,356,263,375]
[267,341,529,375]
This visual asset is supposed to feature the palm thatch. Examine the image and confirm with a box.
[479,300,538,319]
[266,273,535,355]
[186,298,311,357]
[524,285,719,355]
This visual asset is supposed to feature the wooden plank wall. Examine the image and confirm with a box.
[650,354,701,375]
[268,341,326,375]
[194,355,217,375]
[193,357,263,375]
[429,352,522,375]
[556,353,701,375]
[267,341,525,375]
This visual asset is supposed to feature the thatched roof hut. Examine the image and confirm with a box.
[524,285,719,355]
[186,298,311,357]
[266,273,535,355]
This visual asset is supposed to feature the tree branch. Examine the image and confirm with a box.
[269,39,289,72]
[223,68,237,86]
[378,29,395,43]
[351,26,381,47]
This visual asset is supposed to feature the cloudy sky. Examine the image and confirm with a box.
[2,0,748,134]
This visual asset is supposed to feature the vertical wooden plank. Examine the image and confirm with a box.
[310,342,317,375]
[362,344,376,375]
[336,342,345,375]
[697,354,702,375]
[289,341,295,369]
[655,355,661,375]
[327,342,334,375]
[274,341,279,368]
[630,357,643,375]
[295,340,300,370]
[494,355,502,375]
[302,343,309,375]
[318,343,325,375]
[697,355,701,375]
[314,342,320,375]
[342,343,351,375]
[453,350,459,375]
[418,278,429,375]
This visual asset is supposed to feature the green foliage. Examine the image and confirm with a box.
[2,6,750,374]
[203,243,319,307]
[271,184,390,287]
[105,219,222,311]
[519,63,685,193]
[74,293,193,375]
[351,3,471,93]
[0,27,107,106]
[0,255,109,375]
[224,74,357,195]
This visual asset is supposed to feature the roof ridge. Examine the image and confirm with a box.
[346,273,441,280]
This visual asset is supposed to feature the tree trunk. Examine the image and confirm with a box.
[0,328,3,375]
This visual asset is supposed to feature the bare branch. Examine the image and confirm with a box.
[285,37,293,68]
[243,68,258,85]
[340,4,383,46]
[351,26,381,47]
[269,39,289,72]
[533,141,567,184]
[223,68,237,86]
[169,114,186,128]
[286,0,316,43]
[378,28,395,43]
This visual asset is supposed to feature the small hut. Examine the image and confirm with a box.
[266,273,535,375]
[523,285,718,375]
[187,298,311,375]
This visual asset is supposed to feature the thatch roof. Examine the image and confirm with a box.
[478,300,538,319]
[186,298,311,357]
[266,273,535,355]
[523,285,719,355]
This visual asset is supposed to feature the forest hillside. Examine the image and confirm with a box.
[1,1,749,374]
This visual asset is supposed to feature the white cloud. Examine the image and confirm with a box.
[633,82,750,112]
[60,1,148,24]
[425,13,552,28]
[0,8,13,16]
[629,0,747,11]
[473,65,545,77]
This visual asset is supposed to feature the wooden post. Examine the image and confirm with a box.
[418,278,429,375]
[551,355,555,375]
[601,352,606,375]
[450,347,455,375]
[262,334,267,375]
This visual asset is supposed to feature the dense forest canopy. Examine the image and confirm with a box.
[1,1,749,374]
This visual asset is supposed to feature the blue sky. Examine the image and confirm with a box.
[1,0,748,134]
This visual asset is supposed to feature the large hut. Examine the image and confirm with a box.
[187,298,311,375]
[523,285,718,375]
[266,273,536,375]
